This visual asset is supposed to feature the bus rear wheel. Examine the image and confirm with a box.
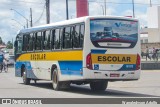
[90,81,108,91]
[22,67,30,85]
[52,68,62,91]
[52,68,70,91]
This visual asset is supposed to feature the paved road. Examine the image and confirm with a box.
[0,67,160,98]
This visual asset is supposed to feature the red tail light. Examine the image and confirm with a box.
[86,53,93,70]
[136,54,141,70]
[112,38,117,41]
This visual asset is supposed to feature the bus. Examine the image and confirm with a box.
[14,16,141,91]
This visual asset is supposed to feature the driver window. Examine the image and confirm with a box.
[15,35,23,54]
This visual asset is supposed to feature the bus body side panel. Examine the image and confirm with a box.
[15,62,22,77]
[15,51,84,81]
[15,61,38,79]
[58,61,83,81]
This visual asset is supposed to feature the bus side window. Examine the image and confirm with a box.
[35,32,42,50]
[43,30,51,50]
[28,33,34,51]
[51,30,55,50]
[63,27,71,49]
[54,29,60,49]
[73,25,80,48]
[80,24,85,48]
[22,34,29,52]
[16,35,22,54]
[70,26,75,49]
[59,28,63,49]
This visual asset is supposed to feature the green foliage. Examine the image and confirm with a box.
[0,37,2,44]
[6,41,13,49]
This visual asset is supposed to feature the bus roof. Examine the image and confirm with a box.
[18,15,138,34]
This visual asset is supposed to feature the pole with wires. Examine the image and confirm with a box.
[150,0,152,7]
[30,8,33,27]
[66,0,69,20]
[132,0,135,18]
[104,0,106,16]
[46,0,50,24]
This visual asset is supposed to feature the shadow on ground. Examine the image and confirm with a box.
[19,82,160,97]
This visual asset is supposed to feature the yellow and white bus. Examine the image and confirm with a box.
[15,16,141,91]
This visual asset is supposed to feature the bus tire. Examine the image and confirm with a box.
[90,81,108,91]
[52,68,62,91]
[22,67,30,85]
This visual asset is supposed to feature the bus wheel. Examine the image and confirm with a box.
[52,68,62,91]
[90,81,108,91]
[22,67,30,85]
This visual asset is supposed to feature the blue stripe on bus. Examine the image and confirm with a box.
[91,49,106,54]
[58,61,83,76]
[15,61,32,70]
[118,64,136,71]
[15,61,38,79]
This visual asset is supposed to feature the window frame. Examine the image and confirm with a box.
[15,34,23,54]
[62,26,72,50]
[42,30,51,51]
[17,22,85,53]
[22,33,30,52]
[27,33,34,52]
[54,28,61,50]
[35,31,42,51]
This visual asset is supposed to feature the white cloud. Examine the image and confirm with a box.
[0,0,157,43]
[123,9,147,27]
[123,9,133,16]
[135,12,148,27]
[89,2,116,16]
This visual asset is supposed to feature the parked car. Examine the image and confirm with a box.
[7,55,15,66]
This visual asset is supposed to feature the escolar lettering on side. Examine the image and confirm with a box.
[31,54,46,60]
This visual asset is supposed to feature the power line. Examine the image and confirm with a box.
[33,4,46,24]
[1,0,45,7]
[8,0,45,4]
[46,0,50,24]
[69,0,160,6]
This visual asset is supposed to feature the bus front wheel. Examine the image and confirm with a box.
[22,68,30,85]
[90,81,108,91]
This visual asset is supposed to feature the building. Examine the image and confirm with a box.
[141,6,160,43]
[76,0,88,17]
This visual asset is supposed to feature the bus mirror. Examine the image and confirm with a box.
[14,40,18,54]
[14,41,17,47]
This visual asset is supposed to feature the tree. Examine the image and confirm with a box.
[0,37,3,44]
[6,41,13,49]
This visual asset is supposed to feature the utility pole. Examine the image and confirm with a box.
[104,0,106,15]
[30,8,33,27]
[150,0,152,7]
[66,0,69,20]
[132,0,135,18]
[46,0,50,24]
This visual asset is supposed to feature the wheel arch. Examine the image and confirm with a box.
[21,64,25,77]
[51,64,58,80]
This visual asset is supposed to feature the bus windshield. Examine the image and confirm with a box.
[90,19,138,48]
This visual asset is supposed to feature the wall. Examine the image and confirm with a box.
[76,0,89,17]
[148,28,160,43]
[141,43,160,52]
[147,6,159,28]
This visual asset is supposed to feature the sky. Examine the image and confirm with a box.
[0,0,160,43]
